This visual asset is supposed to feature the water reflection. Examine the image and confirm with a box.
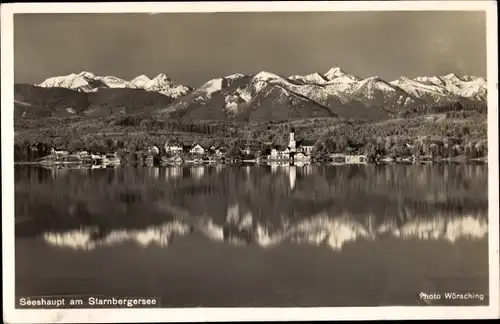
[15,164,488,252]
[40,212,487,251]
[43,221,193,251]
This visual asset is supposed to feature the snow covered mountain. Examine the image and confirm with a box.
[323,67,362,88]
[138,73,192,98]
[390,73,487,103]
[38,71,192,99]
[130,75,151,88]
[28,67,487,121]
[163,66,487,121]
[289,67,487,111]
[161,71,338,121]
[289,72,328,85]
[38,71,111,92]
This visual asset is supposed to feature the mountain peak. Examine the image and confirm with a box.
[324,67,346,77]
[35,71,192,99]
[78,71,96,78]
[309,72,323,78]
[397,76,412,82]
[413,76,445,85]
[224,73,246,80]
[364,76,384,83]
[288,72,327,85]
[253,71,282,81]
[442,73,460,80]
[131,75,152,87]
[323,67,362,83]
[152,73,172,82]
[132,74,150,80]
[141,73,192,98]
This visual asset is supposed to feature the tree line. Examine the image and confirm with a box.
[398,101,487,118]
[14,105,487,162]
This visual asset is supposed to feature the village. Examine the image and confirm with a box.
[38,129,371,167]
[35,126,486,168]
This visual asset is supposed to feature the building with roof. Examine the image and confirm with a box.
[148,145,160,156]
[164,139,183,154]
[215,145,230,158]
[189,144,205,155]
[294,152,311,161]
[50,148,69,156]
[276,146,290,160]
[296,139,315,155]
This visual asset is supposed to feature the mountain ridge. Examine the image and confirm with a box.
[18,67,488,122]
[38,71,193,99]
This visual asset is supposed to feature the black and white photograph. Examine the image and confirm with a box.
[1,1,499,323]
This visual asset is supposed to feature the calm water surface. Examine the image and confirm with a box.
[15,163,489,307]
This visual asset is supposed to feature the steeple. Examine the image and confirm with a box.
[289,127,296,152]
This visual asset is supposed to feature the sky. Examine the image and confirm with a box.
[14,11,487,87]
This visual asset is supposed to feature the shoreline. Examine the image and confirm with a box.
[14,158,487,167]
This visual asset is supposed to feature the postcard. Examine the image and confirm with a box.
[1,1,498,323]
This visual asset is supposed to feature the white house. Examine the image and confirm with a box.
[242,146,251,156]
[268,145,291,160]
[302,146,314,155]
[90,153,104,161]
[75,150,89,156]
[269,148,278,159]
[50,148,69,156]
[294,152,311,161]
[190,144,205,155]
[345,155,367,164]
[277,146,290,160]
[148,145,160,156]
[297,139,315,155]
[104,153,121,165]
[164,140,183,154]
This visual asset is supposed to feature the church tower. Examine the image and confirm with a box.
[288,127,296,152]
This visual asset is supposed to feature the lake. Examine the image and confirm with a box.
[14,163,489,307]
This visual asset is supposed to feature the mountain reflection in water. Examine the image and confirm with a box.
[41,212,488,251]
[15,164,489,307]
[15,164,488,247]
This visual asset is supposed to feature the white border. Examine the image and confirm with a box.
[1,2,499,323]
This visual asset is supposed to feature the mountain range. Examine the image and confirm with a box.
[38,71,192,98]
[14,67,488,122]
